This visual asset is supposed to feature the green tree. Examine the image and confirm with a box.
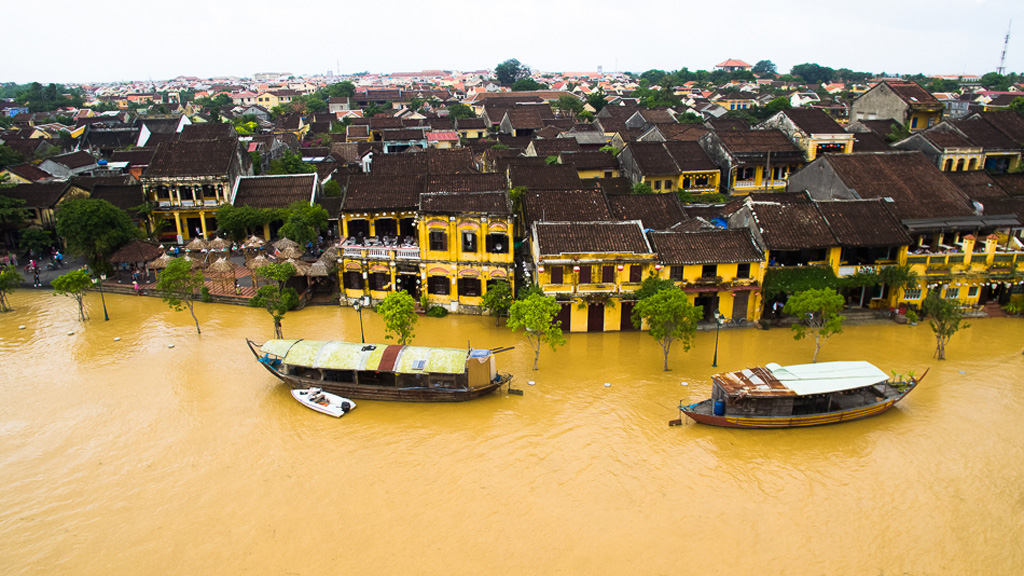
[921,292,970,360]
[512,78,545,91]
[783,288,846,363]
[761,96,792,117]
[250,263,299,339]
[18,229,51,254]
[1009,96,1024,117]
[632,182,654,194]
[377,291,417,345]
[217,204,276,242]
[51,269,93,321]
[481,280,514,325]
[507,293,566,370]
[278,201,328,247]
[55,198,138,271]
[554,95,585,118]
[586,89,607,113]
[790,63,835,85]
[0,194,29,229]
[0,265,24,313]
[155,257,205,334]
[324,81,356,98]
[752,60,778,76]
[323,179,342,197]
[886,122,911,143]
[266,150,316,175]
[0,144,26,168]
[632,286,702,371]
[446,103,476,119]
[495,58,531,87]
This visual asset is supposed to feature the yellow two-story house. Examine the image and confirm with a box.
[756,108,855,162]
[618,141,721,195]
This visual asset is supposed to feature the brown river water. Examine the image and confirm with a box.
[1,291,1022,575]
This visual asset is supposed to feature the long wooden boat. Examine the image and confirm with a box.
[678,361,925,429]
[247,338,511,402]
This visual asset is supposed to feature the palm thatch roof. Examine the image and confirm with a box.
[273,237,299,250]
[206,257,238,274]
[277,245,305,259]
[110,239,163,264]
[243,235,265,248]
[206,236,231,251]
[307,260,331,277]
[185,237,209,252]
[247,254,273,270]
[148,253,175,270]
[284,258,311,275]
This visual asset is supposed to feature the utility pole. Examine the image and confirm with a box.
[998,20,1012,75]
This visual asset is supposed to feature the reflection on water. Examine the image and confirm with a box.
[1,291,1022,574]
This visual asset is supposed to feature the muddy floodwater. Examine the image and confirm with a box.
[1,291,1022,575]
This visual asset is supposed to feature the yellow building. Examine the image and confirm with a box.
[619,141,721,195]
[697,130,805,195]
[757,108,855,162]
[899,233,1024,310]
[532,220,656,332]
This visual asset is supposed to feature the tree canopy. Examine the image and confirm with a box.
[0,265,24,313]
[216,204,279,241]
[266,150,316,175]
[752,60,777,76]
[278,201,328,247]
[0,194,29,229]
[0,144,26,168]
[481,280,514,325]
[446,103,476,119]
[495,59,531,87]
[55,197,138,271]
[632,285,702,371]
[783,288,845,363]
[921,292,970,360]
[250,263,299,339]
[51,268,93,321]
[507,293,565,370]
[155,257,205,334]
[377,291,417,345]
[512,78,546,92]
[790,63,835,85]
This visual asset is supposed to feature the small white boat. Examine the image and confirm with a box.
[291,387,356,418]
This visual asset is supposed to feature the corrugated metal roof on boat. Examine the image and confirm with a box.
[260,340,469,374]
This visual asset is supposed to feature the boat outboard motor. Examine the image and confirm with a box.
[341,402,352,413]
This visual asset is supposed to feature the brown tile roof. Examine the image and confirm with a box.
[823,152,974,220]
[145,139,238,178]
[522,188,612,228]
[506,109,545,130]
[508,163,583,190]
[179,123,236,141]
[233,174,316,210]
[716,129,802,154]
[347,125,370,138]
[369,117,404,130]
[316,195,341,219]
[654,123,710,141]
[944,171,1013,202]
[596,177,634,195]
[853,119,901,138]
[977,110,1024,146]
[90,184,146,217]
[781,108,846,135]
[110,149,156,166]
[535,220,651,256]
[815,199,912,247]
[625,142,678,175]
[424,173,506,193]
[598,104,642,120]
[850,131,891,152]
[707,117,750,131]
[342,175,423,211]
[3,163,51,182]
[991,173,1024,197]
[665,141,718,172]
[370,148,475,176]
[921,124,976,149]
[638,109,676,124]
[746,199,837,250]
[381,128,427,141]
[455,117,486,130]
[883,81,941,105]
[606,193,688,230]
[683,204,727,222]
[559,150,618,170]
[420,191,510,215]
[530,138,580,156]
[649,229,763,264]
[0,181,71,209]
[48,150,98,169]
[951,117,1019,149]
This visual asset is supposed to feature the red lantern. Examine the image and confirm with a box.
[655,264,663,271]
[573,265,581,272]
[538,265,545,273]
[617,264,624,271]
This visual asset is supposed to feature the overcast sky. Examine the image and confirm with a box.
[3,0,1022,84]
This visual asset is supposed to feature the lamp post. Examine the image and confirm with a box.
[353,299,365,344]
[712,309,724,367]
[94,273,109,321]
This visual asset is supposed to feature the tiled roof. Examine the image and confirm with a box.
[3,163,51,182]
[596,177,635,195]
[883,81,940,106]
[638,109,676,124]
[369,117,404,130]
[179,123,236,141]
[653,123,710,141]
[424,173,506,193]
[0,182,71,209]
[342,175,423,211]
[347,125,370,138]
[951,117,1019,149]
[145,139,238,178]
[522,188,612,228]
[381,128,427,141]
[606,193,688,230]
[850,132,891,152]
[110,149,156,165]
[716,129,802,154]
[535,220,651,256]
[506,109,545,130]
[746,198,837,250]
[48,150,97,169]
[454,117,486,130]
[945,171,1013,201]
[649,229,763,264]
[815,199,912,247]
[625,142,679,175]
[665,141,718,172]
[991,173,1024,197]
[921,124,976,149]
[559,150,618,170]
[90,184,146,217]
[370,148,475,177]
[508,163,583,190]
[977,111,1024,146]
[781,108,846,135]
[316,195,342,219]
[824,152,974,220]
[530,138,580,156]
[420,191,510,215]
[233,174,316,210]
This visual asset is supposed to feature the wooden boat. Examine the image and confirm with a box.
[247,338,511,402]
[292,387,356,418]
[677,361,925,429]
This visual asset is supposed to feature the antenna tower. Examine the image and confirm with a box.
[997,20,1012,75]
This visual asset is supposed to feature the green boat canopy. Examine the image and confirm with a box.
[260,339,471,375]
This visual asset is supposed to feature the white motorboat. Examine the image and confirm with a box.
[291,387,356,418]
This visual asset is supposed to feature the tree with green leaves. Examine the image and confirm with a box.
[216,204,277,242]
[0,265,24,312]
[377,291,417,345]
[512,78,546,92]
[586,89,607,113]
[155,257,205,334]
[323,180,342,197]
[761,96,792,118]
[632,182,654,194]
[554,95,584,118]
[0,194,29,230]
[752,60,778,76]
[446,103,476,119]
[886,122,910,143]
[790,63,835,85]
[279,201,328,247]
[266,150,316,175]
[921,292,970,360]
[18,229,51,254]
[0,144,26,168]
[507,293,566,370]
[495,59,531,87]
[783,288,846,363]
[481,280,514,325]
[1009,96,1024,117]
[55,198,138,271]
[250,262,299,339]
[51,269,93,321]
[324,81,356,98]
[632,286,702,371]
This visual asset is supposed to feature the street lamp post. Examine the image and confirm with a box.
[353,299,365,344]
[712,310,724,367]
[94,273,109,321]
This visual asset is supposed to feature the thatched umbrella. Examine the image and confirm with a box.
[148,253,175,270]
[206,256,238,293]
[278,245,305,260]
[273,237,299,251]
[247,254,273,288]
[242,235,266,261]
[320,245,342,262]
[284,258,311,276]
[185,237,209,252]
[111,239,164,282]
[307,260,330,277]
[207,236,232,251]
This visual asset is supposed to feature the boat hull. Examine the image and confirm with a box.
[681,383,916,429]
[291,388,356,418]
[248,339,506,402]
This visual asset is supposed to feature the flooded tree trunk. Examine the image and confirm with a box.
[187,300,201,334]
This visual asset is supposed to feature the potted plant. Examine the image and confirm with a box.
[906,309,919,325]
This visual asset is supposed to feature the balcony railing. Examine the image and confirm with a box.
[734,179,787,189]
[340,243,421,261]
